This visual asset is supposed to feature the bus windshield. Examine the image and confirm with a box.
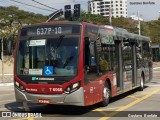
[17,36,79,76]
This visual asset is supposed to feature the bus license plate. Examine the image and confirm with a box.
[38,99,51,104]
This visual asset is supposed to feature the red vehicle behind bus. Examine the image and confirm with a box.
[14,21,152,107]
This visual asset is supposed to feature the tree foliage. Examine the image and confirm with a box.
[76,11,160,44]
[0,6,47,54]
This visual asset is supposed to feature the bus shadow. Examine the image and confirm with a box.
[109,86,148,103]
[4,102,26,112]
[4,102,98,116]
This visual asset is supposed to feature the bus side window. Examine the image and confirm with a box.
[89,42,96,66]
[85,37,90,66]
[84,37,97,73]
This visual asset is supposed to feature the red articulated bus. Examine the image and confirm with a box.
[14,21,152,107]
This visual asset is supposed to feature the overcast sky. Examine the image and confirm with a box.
[0,0,88,15]
[128,0,160,21]
[0,0,159,21]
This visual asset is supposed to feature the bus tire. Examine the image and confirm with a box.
[139,75,144,91]
[100,82,110,107]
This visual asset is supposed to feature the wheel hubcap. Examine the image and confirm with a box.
[104,87,110,100]
[141,77,144,88]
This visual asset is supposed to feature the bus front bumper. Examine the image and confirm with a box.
[14,87,84,106]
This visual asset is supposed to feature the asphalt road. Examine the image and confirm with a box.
[0,68,160,120]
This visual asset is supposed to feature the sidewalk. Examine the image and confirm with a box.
[0,57,14,85]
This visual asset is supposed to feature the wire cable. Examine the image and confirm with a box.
[32,0,58,11]
[10,0,53,12]
[0,0,44,14]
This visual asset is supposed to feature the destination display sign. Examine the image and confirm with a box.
[24,25,80,36]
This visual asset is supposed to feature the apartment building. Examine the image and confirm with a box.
[88,0,128,18]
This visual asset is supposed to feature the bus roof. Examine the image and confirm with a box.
[22,21,82,29]
[113,27,150,42]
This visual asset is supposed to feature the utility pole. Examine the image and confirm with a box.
[1,37,4,82]
[137,10,141,35]
[109,6,112,26]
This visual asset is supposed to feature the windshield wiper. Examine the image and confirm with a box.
[63,56,74,68]
[56,35,65,49]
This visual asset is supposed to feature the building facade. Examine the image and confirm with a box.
[88,0,128,18]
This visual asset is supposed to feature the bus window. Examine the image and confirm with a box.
[84,37,90,66]
[84,37,97,73]
[99,44,115,72]
[45,37,79,76]
[89,42,96,66]
[122,41,133,85]
[136,41,142,69]
[17,40,45,75]
[142,41,150,59]
[17,37,79,76]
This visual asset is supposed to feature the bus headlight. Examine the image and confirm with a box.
[64,81,81,94]
[15,81,25,92]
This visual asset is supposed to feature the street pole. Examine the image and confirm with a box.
[1,37,4,83]
[137,10,141,35]
[109,6,112,26]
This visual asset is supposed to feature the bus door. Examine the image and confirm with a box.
[83,37,103,105]
[131,40,137,87]
[142,41,152,82]
[122,40,137,90]
[115,39,137,92]
[84,37,99,83]
[115,40,123,91]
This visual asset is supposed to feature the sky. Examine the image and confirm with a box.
[0,0,89,15]
[128,0,160,21]
[0,0,159,21]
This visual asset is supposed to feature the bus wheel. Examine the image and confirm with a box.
[139,75,144,91]
[100,83,110,107]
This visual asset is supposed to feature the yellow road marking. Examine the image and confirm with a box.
[11,117,35,120]
[28,117,34,120]
[127,95,139,100]
[132,94,146,97]
[98,88,160,120]
[93,106,123,111]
